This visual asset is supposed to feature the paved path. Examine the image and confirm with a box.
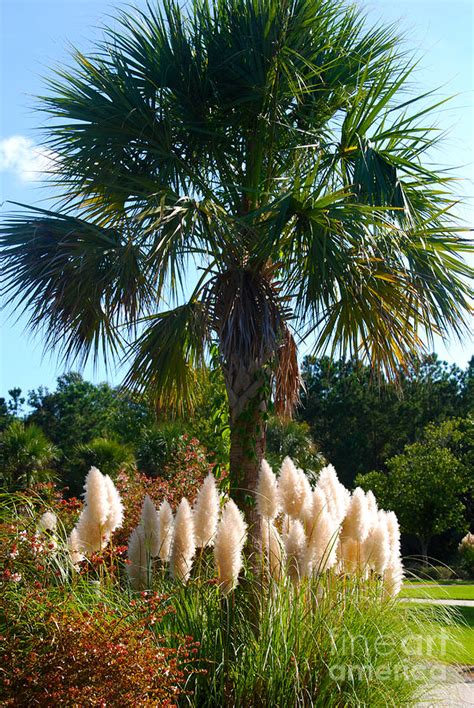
[408,596,474,705]
[418,677,474,707]
[402,598,474,607]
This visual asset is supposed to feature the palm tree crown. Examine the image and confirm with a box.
[1,0,472,509]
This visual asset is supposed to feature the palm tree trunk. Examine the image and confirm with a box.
[224,362,267,552]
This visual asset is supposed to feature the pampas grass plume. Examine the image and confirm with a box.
[256,460,280,520]
[278,457,310,519]
[141,494,160,557]
[68,528,84,567]
[302,487,327,539]
[170,498,196,583]
[38,511,57,533]
[385,510,401,563]
[366,490,378,529]
[82,466,109,526]
[214,498,247,593]
[193,473,220,547]
[104,474,124,534]
[317,465,350,525]
[305,508,338,575]
[339,538,360,573]
[368,511,391,574]
[261,518,284,581]
[127,525,147,590]
[74,467,111,553]
[341,487,370,544]
[158,500,174,562]
[384,557,404,597]
[283,519,306,584]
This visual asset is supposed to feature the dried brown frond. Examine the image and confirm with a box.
[274,328,302,418]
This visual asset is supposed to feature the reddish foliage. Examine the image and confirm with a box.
[114,436,218,546]
[1,590,200,706]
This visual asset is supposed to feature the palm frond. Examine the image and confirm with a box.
[274,328,301,418]
[123,300,209,413]
[0,205,153,365]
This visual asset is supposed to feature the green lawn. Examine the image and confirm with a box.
[401,583,474,601]
[443,607,474,665]
[425,606,474,666]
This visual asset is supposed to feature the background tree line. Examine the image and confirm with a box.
[1,352,472,566]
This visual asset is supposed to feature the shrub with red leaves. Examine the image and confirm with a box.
[1,589,199,706]
[114,435,221,546]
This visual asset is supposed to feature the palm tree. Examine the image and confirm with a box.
[0,421,57,489]
[1,0,472,527]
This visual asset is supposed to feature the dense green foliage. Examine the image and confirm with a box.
[0,421,58,489]
[300,353,473,486]
[356,418,473,562]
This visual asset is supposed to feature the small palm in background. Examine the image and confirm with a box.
[0,421,57,489]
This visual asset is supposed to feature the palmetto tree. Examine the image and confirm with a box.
[1,0,472,525]
[0,421,57,489]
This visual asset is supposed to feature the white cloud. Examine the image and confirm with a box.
[0,135,58,182]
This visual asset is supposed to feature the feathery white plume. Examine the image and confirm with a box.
[283,519,307,584]
[104,474,124,535]
[384,557,404,597]
[38,511,57,533]
[363,511,391,574]
[317,465,350,525]
[341,487,370,544]
[256,460,280,520]
[305,508,338,575]
[385,510,401,564]
[383,510,404,596]
[366,490,378,531]
[214,499,247,593]
[127,525,147,590]
[261,518,284,581]
[140,494,161,557]
[157,499,174,562]
[302,487,327,540]
[338,538,360,573]
[278,457,310,519]
[68,528,84,567]
[170,498,196,583]
[193,473,220,547]
[74,467,111,553]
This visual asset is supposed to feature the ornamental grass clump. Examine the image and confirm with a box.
[148,456,406,594]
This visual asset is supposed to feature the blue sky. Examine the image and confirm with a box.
[1,0,473,400]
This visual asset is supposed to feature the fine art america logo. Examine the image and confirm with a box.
[327,630,452,683]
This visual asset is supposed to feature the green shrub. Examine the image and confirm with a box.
[135,422,186,478]
[64,437,135,496]
[265,417,324,479]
